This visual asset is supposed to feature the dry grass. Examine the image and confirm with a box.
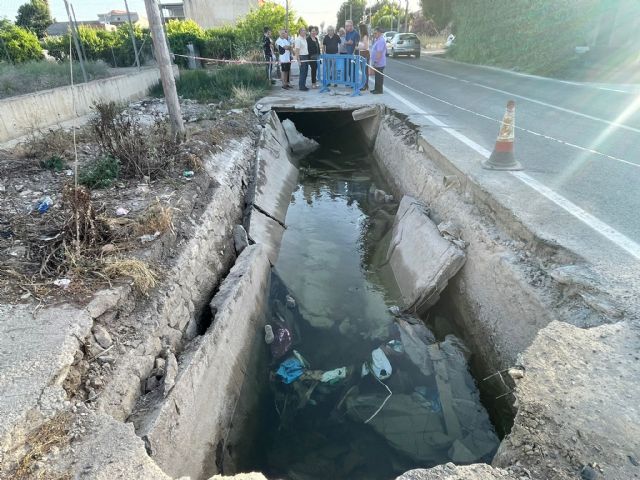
[102,258,158,295]
[16,128,74,161]
[134,199,176,236]
[14,413,72,480]
[416,34,447,50]
[231,85,261,107]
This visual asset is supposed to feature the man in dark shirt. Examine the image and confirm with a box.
[322,25,341,54]
[263,26,275,83]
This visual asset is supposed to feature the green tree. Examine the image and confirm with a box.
[371,3,402,30]
[16,0,52,39]
[235,2,306,51]
[335,0,367,29]
[0,22,43,62]
[420,0,453,30]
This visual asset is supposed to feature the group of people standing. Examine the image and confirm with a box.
[262,21,387,94]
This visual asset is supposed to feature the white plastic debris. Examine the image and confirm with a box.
[362,347,392,380]
[139,231,160,243]
[115,207,129,216]
[53,278,71,289]
[320,367,348,384]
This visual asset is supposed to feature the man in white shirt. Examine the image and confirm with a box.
[294,27,309,91]
[275,29,292,89]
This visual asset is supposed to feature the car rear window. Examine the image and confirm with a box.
[400,34,417,41]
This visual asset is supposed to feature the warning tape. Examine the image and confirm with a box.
[366,64,639,169]
[171,51,637,169]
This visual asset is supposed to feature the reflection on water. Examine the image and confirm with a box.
[250,137,498,480]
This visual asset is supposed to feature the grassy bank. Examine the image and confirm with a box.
[152,65,271,104]
[449,0,600,76]
[0,60,111,99]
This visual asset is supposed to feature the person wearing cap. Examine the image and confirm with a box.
[370,26,387,94]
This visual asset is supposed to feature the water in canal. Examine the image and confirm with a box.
[242,116,499,479]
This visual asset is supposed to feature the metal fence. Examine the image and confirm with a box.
[319,54,368,96]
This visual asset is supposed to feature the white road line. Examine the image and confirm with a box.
[396,60,640,135]
[386,86,640,261]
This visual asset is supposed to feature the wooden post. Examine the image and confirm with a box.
[63,0,87,83]
[144,0,185,139]
[124,0,141,69]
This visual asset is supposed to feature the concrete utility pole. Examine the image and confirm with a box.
[124,0,141,69]
[144,0,185,138]
[63,0,87,83]
[285,0,289,32]
[70,4,88,67]
[404,0,409,33]
[350,3,353,21]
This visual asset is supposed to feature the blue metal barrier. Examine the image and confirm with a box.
[319,54,368,96]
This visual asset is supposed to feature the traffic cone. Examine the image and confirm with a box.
[482,100,522,170]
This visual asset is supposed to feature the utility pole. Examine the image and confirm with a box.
[63,0,87,83]
[404,0,409,33]
[70,4,89,67]
[285,0,289,33]
[350,2,353,21]
[144,0,185,138]
[124,0,141,69]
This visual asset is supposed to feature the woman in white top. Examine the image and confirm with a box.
[294,27,310,91]
[275,29,292,89]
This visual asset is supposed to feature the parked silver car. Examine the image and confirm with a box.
[387,33,421,58]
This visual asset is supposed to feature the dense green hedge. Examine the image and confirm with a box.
[450,0,600,75]
[0,21,43,62]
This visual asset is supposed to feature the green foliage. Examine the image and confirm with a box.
[166,19,204,67]
[79,156,120,189]
[199,26,237,60]
[41,155,67,172]
[420,0,453,30]
[16,0,52,39]
[450,0,600,76]
[371,3,402,31]
[235,2,305,48]
[336,0,367,28]
[152,65,270,103]
[0,22,43,63]
[41,25,152,67]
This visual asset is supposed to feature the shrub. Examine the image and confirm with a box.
[153,65,270,103]
[41,155,66,172]
[199,26,238,60]
[0,22,43,63]
[166,19,204,67]
[92,101,179,178]
[79,156,120,189]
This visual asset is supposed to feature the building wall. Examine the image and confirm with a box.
[184,0,259,28]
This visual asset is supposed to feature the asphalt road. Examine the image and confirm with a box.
[382,55,640,245]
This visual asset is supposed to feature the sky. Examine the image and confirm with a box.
[0,0,420,28]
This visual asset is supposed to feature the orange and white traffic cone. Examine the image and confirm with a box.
[482,100,522,170]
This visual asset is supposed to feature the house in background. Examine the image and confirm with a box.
[97,10,149,28]
[160,0,262,29]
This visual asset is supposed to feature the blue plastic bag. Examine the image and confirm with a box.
[276,357,305,384]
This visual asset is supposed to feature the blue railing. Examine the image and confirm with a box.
[319,54,368,96]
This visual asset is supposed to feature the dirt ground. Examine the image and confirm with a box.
[0,98,257,306]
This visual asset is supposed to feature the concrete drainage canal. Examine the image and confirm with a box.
[213,110,512,480]
[130,108,537,480]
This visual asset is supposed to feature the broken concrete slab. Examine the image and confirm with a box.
[387,195,466,314]
[248,115,298,264]
[133,244,271,480]
[494,320,640,480]
[396,463,517,480]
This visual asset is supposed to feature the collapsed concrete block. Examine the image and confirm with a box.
[387,196,466,313]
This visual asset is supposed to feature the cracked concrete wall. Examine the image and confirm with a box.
[137,244,272,480]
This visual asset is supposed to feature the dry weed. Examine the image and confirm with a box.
[103,258,158,294]
[231,85,261,107]
[14,412,72,480]
[134,199,175,236]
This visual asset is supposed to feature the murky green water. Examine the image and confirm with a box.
[242,122,499,480]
